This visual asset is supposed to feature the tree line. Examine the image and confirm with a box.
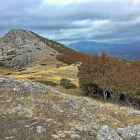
[56,49,140,107]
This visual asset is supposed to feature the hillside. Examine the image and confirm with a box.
[0,29,59,69]
[0,29,140,139]
[1,76,140,140]
[68,41,140,60]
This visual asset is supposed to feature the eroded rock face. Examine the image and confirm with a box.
[97,125,140,140]
[117,125,140,140]
[0,29,58,69]
[97,125,123,140]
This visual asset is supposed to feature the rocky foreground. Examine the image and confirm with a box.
[0,76,140,140]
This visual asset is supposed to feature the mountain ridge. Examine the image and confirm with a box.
[68,41,140,60]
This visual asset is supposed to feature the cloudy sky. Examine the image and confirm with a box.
[0,0,140,45]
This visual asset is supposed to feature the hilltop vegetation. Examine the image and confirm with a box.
[57,50,140,107]
[78,52,140,105]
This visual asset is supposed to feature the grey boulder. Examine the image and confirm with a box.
[97,125,123,140]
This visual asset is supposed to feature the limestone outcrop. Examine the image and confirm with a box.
[97,125,140,140]
[0,29,58,69]
[97,125,123,140]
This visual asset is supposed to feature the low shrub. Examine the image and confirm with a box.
[41,64,46,65]
[5,73,12,75]
[56,63,64,68]
[37,80,58,86]
[80,81,99,96]
[60,78,77,89]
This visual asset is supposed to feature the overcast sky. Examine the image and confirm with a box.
[0,0,140,45]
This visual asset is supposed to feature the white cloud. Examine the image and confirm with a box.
[43,0,90,5]
[133,0,140,4]
[43,0,140,5]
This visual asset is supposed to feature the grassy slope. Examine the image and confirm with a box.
[0,62,140,135]
[7,60,81,96]
[0,69,15,75]
[0,54,140,140]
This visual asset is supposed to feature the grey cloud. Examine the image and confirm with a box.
[0,0,140,45]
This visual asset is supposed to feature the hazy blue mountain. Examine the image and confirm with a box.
[68,41,140,60]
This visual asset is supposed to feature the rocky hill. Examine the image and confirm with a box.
[0,29,59,69]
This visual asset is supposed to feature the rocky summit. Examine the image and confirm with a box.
[0,29,58,69]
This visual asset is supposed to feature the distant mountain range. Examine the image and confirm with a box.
[68,41,140,60]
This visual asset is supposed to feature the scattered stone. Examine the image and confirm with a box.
[0,76,140,139]
[97,125,123,140]
[36,126,46,133]
[117,125,140,140]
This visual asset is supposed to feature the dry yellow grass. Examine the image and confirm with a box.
[1,59,140,134]
[10,60,81,96]
[0,69,15,75]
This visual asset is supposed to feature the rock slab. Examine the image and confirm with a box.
[97,125,123,140]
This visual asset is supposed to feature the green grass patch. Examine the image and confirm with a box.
[6,57,12,61]
[18,69,26,72]
[37,80,58,86]
[49,54,54,56]
[57,64,64,66]
[5,73,12,75]
[27,50,32,52]
[7,51,16,55]
[56,63,64,68]
[60,78,77,89]
[41,64,47,65]
[18,72,30,75]
[36,48,41,50]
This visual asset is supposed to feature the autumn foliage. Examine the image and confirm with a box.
[78,52,140,105]
[0,62,5,66]
[56,52,88,64]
